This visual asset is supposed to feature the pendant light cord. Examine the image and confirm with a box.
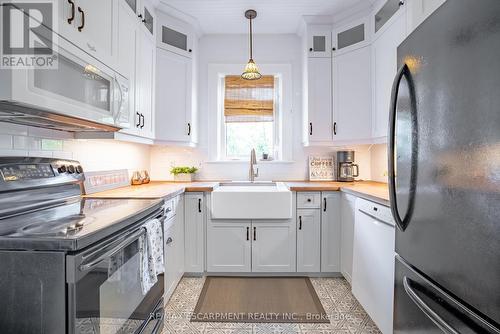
[249,17,253,60]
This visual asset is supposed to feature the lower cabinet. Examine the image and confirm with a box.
[164,194,185,302]
[207,221,251,272]
[321,192,341,273]
[340,193,356,282]
[184,193,205,273]
[297,209,321,272]
[252,221,296,273]
[206,220,296,273]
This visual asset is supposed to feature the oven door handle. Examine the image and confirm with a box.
[79,227,146,272]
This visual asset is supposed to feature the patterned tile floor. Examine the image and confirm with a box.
[163,277,381,334]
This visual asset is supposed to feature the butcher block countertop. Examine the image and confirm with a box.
[86,180,389,205]
[84,181,219,200]
[285,181,389,206]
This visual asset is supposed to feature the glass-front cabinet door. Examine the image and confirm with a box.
[332,18,369,55]
[157,12,194,58]
[307,26,332,58]
[375,0,406,33]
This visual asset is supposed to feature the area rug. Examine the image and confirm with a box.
[191,277,329,323]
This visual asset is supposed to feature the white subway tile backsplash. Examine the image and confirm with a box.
[0,122,28,136]
[0,135,13,149]
[13,136,41,150]
[52,151,73,160]
[0,149,28,157]
[28,151,52,158]
[41,139,63,151]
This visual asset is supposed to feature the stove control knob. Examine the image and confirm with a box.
[75,165,84,174]
[67,165,76,174]
[58,165,67,174]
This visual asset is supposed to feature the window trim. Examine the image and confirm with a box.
[208,64,293,162]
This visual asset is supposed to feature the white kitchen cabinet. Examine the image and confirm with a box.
[304,57,333,145]
[333,45,372,142]
[306,25,332,58]
[58,0,117,68]
[297,209,321,272]
[207,221,251,272]
[164,194,185,302]
[332,19,369,55]
[252,221,296,273]
[340,193,356,283]
[407,0,446,34]
[184,193,205,273]
[157,12,195,58]
[135,27,155,138]
[352,198,395,334]
[321,192,341,273]
[372,6,407,140]
[155,49,195,144]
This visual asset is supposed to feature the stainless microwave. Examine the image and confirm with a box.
[0,27,129,132]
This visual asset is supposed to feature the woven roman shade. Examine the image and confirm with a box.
[224,75,274,122]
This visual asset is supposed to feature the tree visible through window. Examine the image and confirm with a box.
[223,75,276,160]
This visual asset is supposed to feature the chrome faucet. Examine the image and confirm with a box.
[249,149,259,182]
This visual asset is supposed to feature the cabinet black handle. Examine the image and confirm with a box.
[334,122,337,135]
[246,227,249,241]
[309,122,313,136]
[77,7,85,32]
[309,47,313,52]
[299,216,303,230]
[189,49,192,53]
[67,0,75,24]
[198,198,201,213]
[187,123,191,136]
[307,198,312,203]
[332,47,336,51]
[140,114,145,128]
[253,227,256,241]
[399,0,405,6]
[142,18,147,23]
[136,112,141,127]
[324,198,327,212]
[138,14,143,19]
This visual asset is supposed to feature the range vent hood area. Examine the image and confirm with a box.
[0,103,120,133]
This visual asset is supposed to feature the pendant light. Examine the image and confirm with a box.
[241,9,262,80]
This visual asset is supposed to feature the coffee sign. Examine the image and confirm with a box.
[309,156,335,181]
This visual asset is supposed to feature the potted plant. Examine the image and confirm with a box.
[170,166,198,182]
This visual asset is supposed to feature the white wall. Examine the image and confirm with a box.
[150,33,373,181]
[0,123,151,175]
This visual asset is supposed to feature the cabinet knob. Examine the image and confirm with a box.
[138,14,143,18]
[309,48,313,52]
[166,237,173,245]
[189,49,192,53]
[399,0,405,6]
[332,47,336,51]
[307,198,312,202]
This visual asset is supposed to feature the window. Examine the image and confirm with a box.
[221,75,279,160]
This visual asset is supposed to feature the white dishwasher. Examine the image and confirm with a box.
[352,198,395,334]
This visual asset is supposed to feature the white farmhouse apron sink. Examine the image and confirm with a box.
[211,182,292,219]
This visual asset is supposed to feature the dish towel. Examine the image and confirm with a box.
[140,218,164,295]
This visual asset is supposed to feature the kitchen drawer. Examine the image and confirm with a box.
[297,192,321,209]
[164,198,176,220]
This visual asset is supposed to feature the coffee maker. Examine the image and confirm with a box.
[337,151,359,182]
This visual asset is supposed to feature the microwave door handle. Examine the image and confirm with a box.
[114,76,123,123]
[79,227,145,272]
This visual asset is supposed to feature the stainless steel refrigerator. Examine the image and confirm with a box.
[388,1,500,333]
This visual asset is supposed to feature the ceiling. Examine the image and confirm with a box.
[159,0,377,34]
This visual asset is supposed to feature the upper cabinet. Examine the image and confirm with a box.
[332,19,369,55]
[371,0,407,140]
[157,13,195,58]
[58,0,117,67]
[306,26,332,58]
[406,0,446,33]
[155,12,198,146]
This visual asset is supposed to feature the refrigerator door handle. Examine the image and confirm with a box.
[403,276,500,334]
[388,64,418,231]
[403,277,460,334]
